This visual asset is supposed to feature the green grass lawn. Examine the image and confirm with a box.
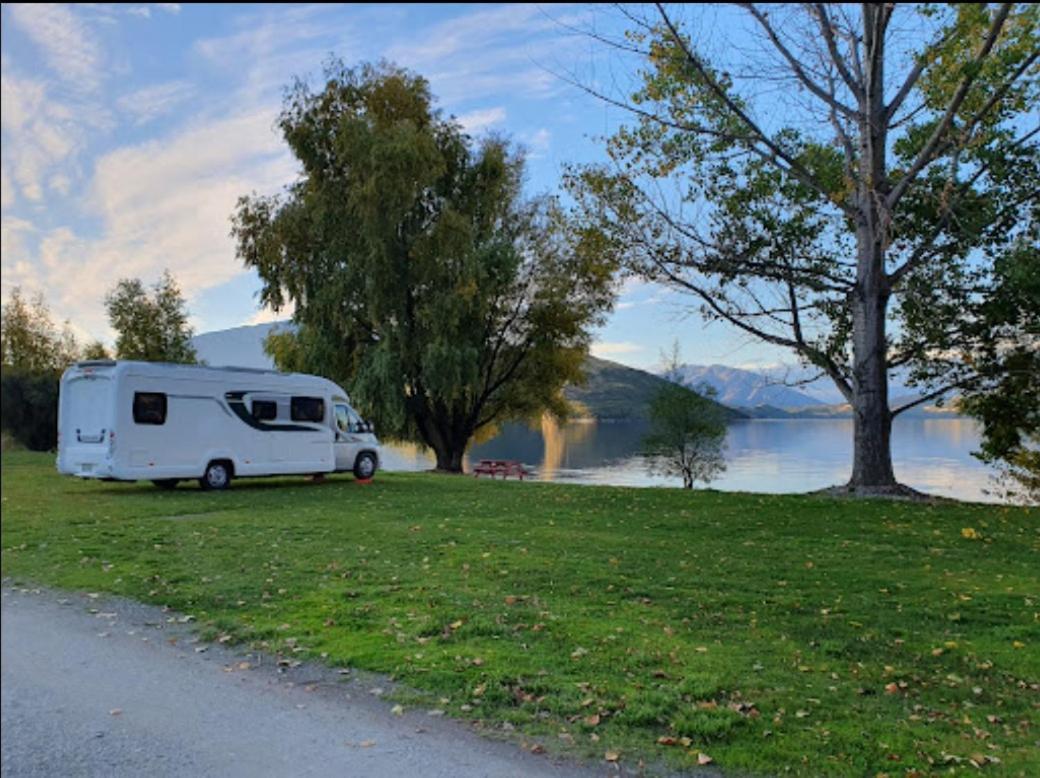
[2,451,1037,775]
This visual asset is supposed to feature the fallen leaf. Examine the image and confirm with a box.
[391,704,404,716]
[657,736,678,746]
[359,740,375,748]
[605,750,620,762]
[584,713,601,727]
[697,753,714,766]
[109,708,122,716]
[530,744,545,754]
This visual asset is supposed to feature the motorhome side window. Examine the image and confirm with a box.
[133,392,167,425]
[290,396,324,423]
[251,400,277,421]
[335,404,364,433]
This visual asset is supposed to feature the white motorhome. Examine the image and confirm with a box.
[57,360,380,490]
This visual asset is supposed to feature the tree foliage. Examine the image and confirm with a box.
[0,371,60,451]
[958,241,1040,503]
[643,347,727,489]
[568,3,1039,494]
[233,61,616,471]
[0,288,77,451]
[105,270,197,363]
[1,287,80,371]
[82,340,111,361]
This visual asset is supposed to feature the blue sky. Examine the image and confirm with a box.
[1,2,792,371]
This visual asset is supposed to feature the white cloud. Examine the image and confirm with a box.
[48,173,72,195]
[8,4,104,91]
[0,74,83,203]
[126,6,152,19]
[155,3,181,14]
[193,5,355,106]
[116,80,195,125]
[525,127,551,158]
[0,166,15,209]
[591,341,643,358]
[0,217,39,298]
[384,4,584,106]
[457,107,507,134]
[36,109,295,337]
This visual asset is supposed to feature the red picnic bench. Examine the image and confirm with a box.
[472,459,529,480]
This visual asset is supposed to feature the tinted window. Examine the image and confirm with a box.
[133,392,167,425]
[291,396,324,423]
[251,400,277,421]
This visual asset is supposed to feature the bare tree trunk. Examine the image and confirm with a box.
[849,270,897,489]
[847,4,898,492]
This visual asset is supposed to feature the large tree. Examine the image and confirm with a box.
[232,61,615,472]
[105,270,197,363]
[569,3,1039,495]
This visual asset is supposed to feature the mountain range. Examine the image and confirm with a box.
[671,362,959,418]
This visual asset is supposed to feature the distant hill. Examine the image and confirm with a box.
[566,356,743,421]
[191,325,741,421]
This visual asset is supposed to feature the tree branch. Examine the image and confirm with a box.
[886,3,1014,209]
[653,3,857,216]
[810,3,864,101]
[741,3,860,119]
[887,124,1040,287]
[891,379,972,417]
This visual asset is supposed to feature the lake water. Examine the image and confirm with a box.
[381,417,1007,503]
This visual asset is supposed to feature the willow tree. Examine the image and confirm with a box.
[569,4,1039,495]
[233,62,615,472]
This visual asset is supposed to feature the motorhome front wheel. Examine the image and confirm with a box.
[201,461,231,491]
[354,451,377,480]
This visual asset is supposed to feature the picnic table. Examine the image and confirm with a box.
[472,459,529,480]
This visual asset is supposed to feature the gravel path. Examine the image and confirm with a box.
[1,585,610,778]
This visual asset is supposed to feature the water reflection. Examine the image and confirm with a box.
[378,416,1004,503]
